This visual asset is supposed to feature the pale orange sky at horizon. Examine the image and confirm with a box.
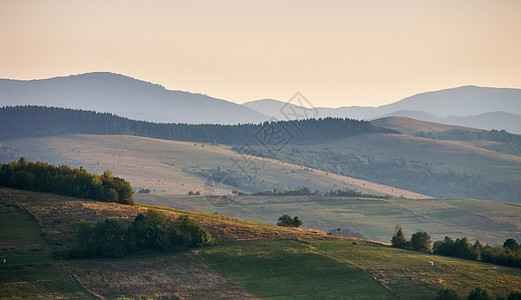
[1,0,520,108]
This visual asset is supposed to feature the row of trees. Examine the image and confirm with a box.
[433,236,521,269]
[391,228,432,252]
[417,129,521,156]
[0,106,398,144]
[325,188,388,199]
[0,158,134,205]
[253,187,321,196]
[70,209,212,258]
[392,228,521,269]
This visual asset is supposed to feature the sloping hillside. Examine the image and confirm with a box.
[138,193,521,245]
[2,188,521,299]
[288,132,521,202]
[0,134,426,198]
[371,116,482,135]
[374,111,521,134]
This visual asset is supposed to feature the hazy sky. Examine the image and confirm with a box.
[1,0,520,108]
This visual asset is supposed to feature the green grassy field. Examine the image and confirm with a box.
[2,188,521,299]
[137,194,521,245]
[200,239,397,299]
[201,239,521,300]
[0,204,95,299]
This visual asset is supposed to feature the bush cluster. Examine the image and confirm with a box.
[391,228,431,252]
[434,236,521,269]
[70,209,212,258]
[392,228,521,269]
[277,214,303,227]
[253,187,320,196]
[0,158,134,205]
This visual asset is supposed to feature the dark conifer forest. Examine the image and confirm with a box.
[0,106,398,144]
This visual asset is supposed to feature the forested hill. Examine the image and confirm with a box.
[0,106,398,144]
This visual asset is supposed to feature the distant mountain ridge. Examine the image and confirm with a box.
[244,86,521,133]
[1,72,520,132]
[0,72,269,125]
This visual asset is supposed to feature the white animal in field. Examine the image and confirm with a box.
[428,261,434,266]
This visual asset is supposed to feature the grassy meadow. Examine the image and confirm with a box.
[201,239,521,299]
[0,203,95,299]
[137,194,521,245]
[1,188,521,299]
[0,134,427,198]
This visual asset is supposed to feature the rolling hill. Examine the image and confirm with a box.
[376,111,521,134]
[0,134,424,199]
[1,188,521,299]
[371,116,482,136]
[277,132,521,202]
[2,134,521,244]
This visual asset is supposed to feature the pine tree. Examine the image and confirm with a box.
[391,227,408,249]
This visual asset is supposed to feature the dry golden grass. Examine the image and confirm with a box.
[2,134,428,198]
[0,188,349,251]
[372,116,483,135]
[0,187,364,299]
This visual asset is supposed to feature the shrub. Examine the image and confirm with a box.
[71,209,212,258]
[277,214,303,227]
[70,218,127,258]
[410,231,431,252]
[172,215,213,248]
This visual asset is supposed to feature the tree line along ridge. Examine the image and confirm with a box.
[0,105,399,143]
[0,157,134,205]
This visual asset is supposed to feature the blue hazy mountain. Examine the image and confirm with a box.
[0,72,269,125]
[243,86,521,133]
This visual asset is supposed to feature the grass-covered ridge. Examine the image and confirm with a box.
[139,194,521,245]
[2,187,521,299]
[201,239,521,299]
[200,239,397,299]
